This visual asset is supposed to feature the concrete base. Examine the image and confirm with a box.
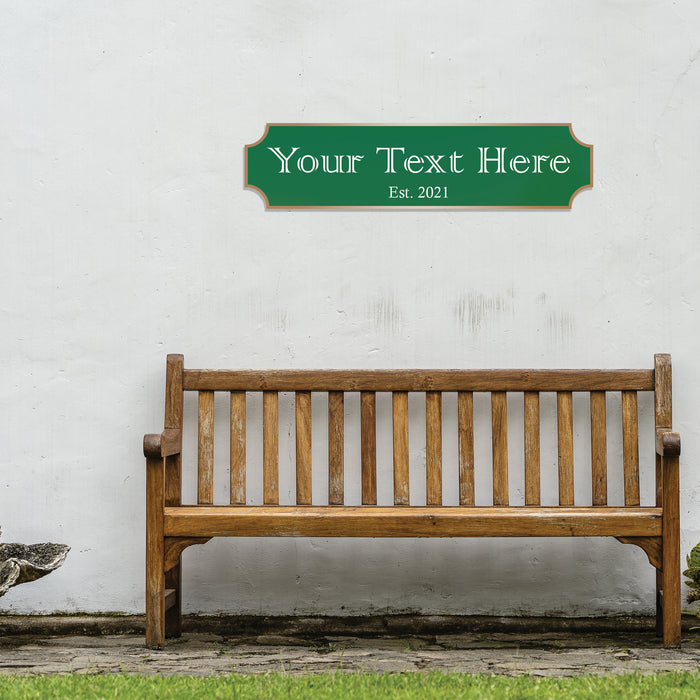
[0,613,697,637]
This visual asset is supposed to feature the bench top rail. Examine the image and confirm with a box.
[182,368,654,393]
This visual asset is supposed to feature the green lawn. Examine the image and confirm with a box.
[1,671,700,699]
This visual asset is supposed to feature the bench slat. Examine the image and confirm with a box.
[361,391,377,505]
[230,392,246,505]
[557,391,575,505]
[622,390,640,506]
[183,369,654,392]
[426,391,442,506]
[263,391,279,505]
[164,505,663,538]
[295,391,312,505]
[492,392,508,506]
[187,368,659,512]
[590,391,607,506]
[458,392,475,506]
[392,392,410,505]
[197,391,214,505]
[524,392,540,506]
[329,391,344,505]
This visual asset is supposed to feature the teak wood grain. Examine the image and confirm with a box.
[163,434,182,513]
[146,354,681,650]
[622,391,640,506]
[165,354,184,430]
[590,391,607,506]
[163,506,663,539]
[523,392,540,506]
[361,391,377,505]
[392,392,410,506]
[654,354,673,642]
[145,455,165,648]
[458,391,475,506]
[183,369,654,392]
[197,391,214,505]
[662,449,681,647]
[426,391,442,506]
[295,391,312,505]
[557,391,574,506]
[491,392,508,506]
[328,391,344,505]
[263,391,279,505]
[654,354,672,429]
[229,392,246,505]
[158,356,184,641]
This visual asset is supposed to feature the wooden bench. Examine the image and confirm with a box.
[144,354,681,649]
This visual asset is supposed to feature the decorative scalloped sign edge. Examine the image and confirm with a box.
[245,124,592,210]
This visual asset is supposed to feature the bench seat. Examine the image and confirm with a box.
[163,505,662,538]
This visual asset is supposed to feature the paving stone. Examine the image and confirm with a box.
[0,630,698,676]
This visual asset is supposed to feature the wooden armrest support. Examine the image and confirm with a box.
[655,429,681,457]
[144,428,182,459]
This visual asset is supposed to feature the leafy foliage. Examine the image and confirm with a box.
[684,543,700,607]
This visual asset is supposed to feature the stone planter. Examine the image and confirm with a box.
[0,528,69,597]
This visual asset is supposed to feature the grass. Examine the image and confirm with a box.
[1,671,700,699]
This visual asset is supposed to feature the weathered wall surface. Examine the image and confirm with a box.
[1,1,699,615]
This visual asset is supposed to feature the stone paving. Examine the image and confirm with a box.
[0,629,698,677]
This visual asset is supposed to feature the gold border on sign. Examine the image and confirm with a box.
[244,124,593,211]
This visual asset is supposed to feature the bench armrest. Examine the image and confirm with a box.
[144,428,182,459]
[656,429,681,457]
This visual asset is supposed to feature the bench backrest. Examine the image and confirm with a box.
[162,354,672,508]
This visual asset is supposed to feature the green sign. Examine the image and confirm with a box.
[245,124,592,209]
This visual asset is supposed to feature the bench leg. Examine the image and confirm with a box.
[164,561,182,638]
[655,569,663,637]
[146,456,166,649]
[662,453,681,649]
[662,554,681,648]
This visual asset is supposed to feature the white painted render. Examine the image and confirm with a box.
[1,1,699,616]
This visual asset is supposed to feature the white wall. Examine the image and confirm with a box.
[1,0,699,616]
